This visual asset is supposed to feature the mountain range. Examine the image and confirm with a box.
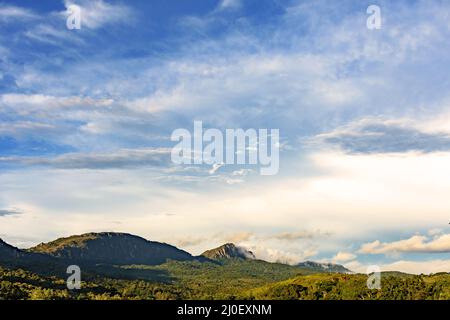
[2,232,450,300]
[1,232,349,273]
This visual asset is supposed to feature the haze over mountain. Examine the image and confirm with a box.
[297,261,351,274]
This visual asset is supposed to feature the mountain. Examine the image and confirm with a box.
[296,261,351,273]
[201,243,255,260]
[0,239,25,259]
[29,232,194,265]
[0,238,66,276]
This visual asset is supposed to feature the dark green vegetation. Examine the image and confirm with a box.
[243,273,450,300]
[1,232,449,300]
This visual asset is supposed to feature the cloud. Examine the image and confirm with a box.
[217,0,241,11]
[2,0,450,274]
[174,232,253,249]
[174,236,206,248]
[359,233,450,255]
[0,148,171,169]
[0,121,55,135]
[24,24,84,45]
[0,5,37,21]
[380,259,450,275]
[63,0,134,29]
[315,117,450,154]
[249,246,317,265]
[332,251,357,263]
[271,230,331,241]
[222,232,253,243]
[346,259,450,275]
[0,94,114,112]
[0,208,23,217]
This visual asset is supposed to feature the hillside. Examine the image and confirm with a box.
[2,264,450,300]
[0,238,68,277]
[0,239,25,259]
[201,243,255,260]
[29,232,194,265]
[243,273,450,300]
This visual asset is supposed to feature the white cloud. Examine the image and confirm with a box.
[0,94,114,113]
[0,148,171,169]
[0,5,37,21]
[249,245,317,265]
[24,24,84,45]
[2,0,450,275]
[271,230,331,241]
[217,0,241,11]
[359,233,450,255]
[345,259,450,275]
[332,251,357,263]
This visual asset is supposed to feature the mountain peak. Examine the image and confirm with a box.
[201,243,255,260]
[29,232,194,265]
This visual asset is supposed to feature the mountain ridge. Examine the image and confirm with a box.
[28,232,195,265]
[1,232,352,274]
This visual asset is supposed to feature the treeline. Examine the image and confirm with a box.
[243,273,450,300]
[0,267,183,300]
[1,266,450,300]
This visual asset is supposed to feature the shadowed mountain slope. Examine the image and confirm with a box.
[29,232,194,265]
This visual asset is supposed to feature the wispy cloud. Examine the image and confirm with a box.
[0,148,171,169]
[0,5,37,21]
[217,0,242,11]
[24,24,84,45]
[314,117,450,154]
[271,230,331,241]
[331,251,356,263]
[0,208,23,217]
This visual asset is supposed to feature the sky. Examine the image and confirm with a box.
[1,0,450,274]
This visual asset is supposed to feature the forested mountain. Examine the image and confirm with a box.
[1,232,449,300]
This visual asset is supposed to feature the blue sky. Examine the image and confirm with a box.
[1,0,450,274]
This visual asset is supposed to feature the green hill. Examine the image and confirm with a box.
[243,273,450,300]
[29,232,194,266]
